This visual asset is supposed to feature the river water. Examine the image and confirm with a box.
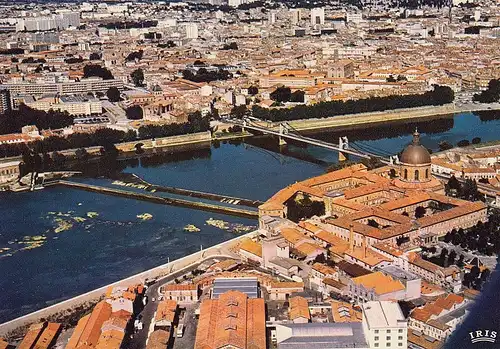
[0,111,499,323]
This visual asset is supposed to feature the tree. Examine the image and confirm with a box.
[445,175,461,196]
[248,86,258,96]
[314,253,326,264]
[367,219,379,228]
[471,137,481,144]
[222,42,238,50]
[83,64,114,80]
[290,90,305,103]
[386,75,397,82]
[125,49,144,61]
[230,105,248,119]
[438,141,453,151]
[473,79,500,103]
[131,68,145,87]
[448,250,457,265]
[270,87,292,103]
[106,87,121,102]
[415,206,426,219]
[457,139,470,147]
[126,105,143,120]
[460,179,481,201]
[440,248,448,261]
[89,52,101,60]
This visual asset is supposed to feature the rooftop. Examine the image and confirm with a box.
[362,301,406,329]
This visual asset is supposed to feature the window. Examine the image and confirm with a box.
[387,330,391,334]
[415,169,419,180]
[374,344,379,348]
[404,169,408,180]
[387,336,391,340]
[398,336,403,340]
[375,330,379,334]
[387,343,391,347]
[398,329,403,333]
[398,343,403,347]
[375,336,379,341]
[425,169,429,178]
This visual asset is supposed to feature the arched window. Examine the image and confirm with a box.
[415,170,419,181]
[404,169,408,180]
[425,169,429,178]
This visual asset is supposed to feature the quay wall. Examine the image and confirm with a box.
[284,104,458,132]
[0,230,257,336]
[115,131,212,152]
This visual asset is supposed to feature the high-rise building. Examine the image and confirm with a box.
[310,8,325,25]
[185,23,199,39]
[290,9,301,25]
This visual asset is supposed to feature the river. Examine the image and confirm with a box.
[0,111,499,323]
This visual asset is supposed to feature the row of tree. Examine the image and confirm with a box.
[99,20,158,30]
[443,213,500,256]
[438,137,482,151]
[182,68,233,83]
[445,176,483,201]
[0,112,210,160]
[251,85,454,122]
[421,247,465,268]
[0,104,74,135]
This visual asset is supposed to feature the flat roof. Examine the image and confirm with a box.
[212,277,259,299]
[277,322,368,349]
[381,265,420,282]
[362,301,406,329]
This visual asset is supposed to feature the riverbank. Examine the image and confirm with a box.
[251,103,500,133]
[0,230,257,337]
[287,104,465,132]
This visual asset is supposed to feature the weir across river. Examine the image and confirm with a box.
[44,180,260,219]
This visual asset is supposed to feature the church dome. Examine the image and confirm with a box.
[400,130,431,165]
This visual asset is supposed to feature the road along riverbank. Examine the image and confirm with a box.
[0,230,258,337]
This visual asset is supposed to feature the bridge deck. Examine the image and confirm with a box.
[235,121,387,161]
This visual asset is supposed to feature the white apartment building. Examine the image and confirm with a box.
[362,301,408,349]
[24,95,102,116]
[185,23,199,39]
[310,8,325,25]
[0,78,123,96]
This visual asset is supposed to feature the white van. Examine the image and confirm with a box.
[176,324,184,338]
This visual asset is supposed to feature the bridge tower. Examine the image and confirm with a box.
[279,123,288,146]
[338,136,349,162]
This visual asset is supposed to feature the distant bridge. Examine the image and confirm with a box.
[227,118,399,165]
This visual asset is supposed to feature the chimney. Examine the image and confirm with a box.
[349,224,354,252]
[363,235,367,259]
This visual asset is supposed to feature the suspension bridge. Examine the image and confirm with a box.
[228,118,400,165]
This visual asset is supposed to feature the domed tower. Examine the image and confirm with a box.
[399,129,432,183]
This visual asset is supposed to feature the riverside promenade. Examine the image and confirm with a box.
[0,230,257,337]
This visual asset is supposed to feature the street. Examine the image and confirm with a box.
[126,257,231,349]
